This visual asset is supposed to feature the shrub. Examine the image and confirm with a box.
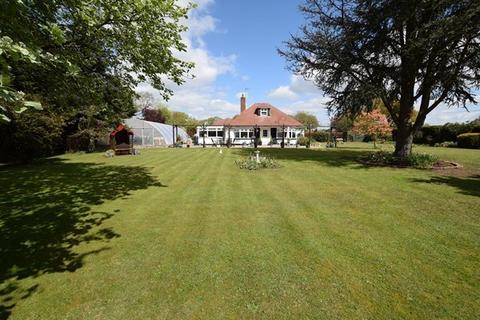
[457,133,480,149]
[406,153,439,169]
[235,154,280,170]
[362,135,372,142]
[434,141,456,148]
[414,120,480,145]
[0,110,64,163]
[307,130,329,142]
[258,156,280,169]
[362,151,394,164]
[67,130,94,152]
[235,158,258,170]
[297,136,310,146]
[361,151,439,169]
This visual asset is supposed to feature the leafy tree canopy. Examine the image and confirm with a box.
[331,115,354,132]
[352,109,392,147]
[1,0,193,121]
[0,0,194,160]
[372,98,418,125]
[139,102,199,136]
[142,108,166,123]
[294,111,320,127]
[0,36,45,121]
[200,116,222,126]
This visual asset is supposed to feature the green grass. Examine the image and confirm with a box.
[1,143,479,319]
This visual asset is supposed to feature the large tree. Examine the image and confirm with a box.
[280,0,480,157]
[352,109,393,148]
[294,111,320,127]
[331,115,353,133]
[372,98,418,126]
[142,108,167,123]
[1,0,194,159]
[0,37,45,122]
[135,92,156,111]
[164,109,199,136]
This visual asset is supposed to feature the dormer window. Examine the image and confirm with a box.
[257,108,270,116]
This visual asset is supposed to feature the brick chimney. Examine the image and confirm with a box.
[240,94,246,113]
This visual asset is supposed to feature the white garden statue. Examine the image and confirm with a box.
[254,150,260,163]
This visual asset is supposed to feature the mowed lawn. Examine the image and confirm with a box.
[0,143,479,319]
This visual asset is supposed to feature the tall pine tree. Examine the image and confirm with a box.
[280,0,480,157]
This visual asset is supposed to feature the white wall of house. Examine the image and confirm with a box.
[195,126,304,146]
[256,127,303,146]
[196,126,225,145]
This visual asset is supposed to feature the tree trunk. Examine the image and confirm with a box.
[395,36,417,158]
[394,99,428,158]
[394,125,413,158]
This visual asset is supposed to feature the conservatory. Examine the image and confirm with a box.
[124,117,189,147]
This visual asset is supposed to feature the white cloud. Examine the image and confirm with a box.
[175,46,236,88]
[167,90,239,119]
[187,14,216,39]
[268,75,320,101]
[268,85,297,100]
[289,75,320,95]
[290,96,330,112]
[426,104,480,125]
[174,0,236,88]
[136,0,239,119]
[266,75,330,125]
[266,96,330,126]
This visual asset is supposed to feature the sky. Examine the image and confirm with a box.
[138,0,480,126]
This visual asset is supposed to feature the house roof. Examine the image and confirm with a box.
[110,124,134,137]
[212,118,231,126]
[226,103,303,127]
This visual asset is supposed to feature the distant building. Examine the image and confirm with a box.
[196,95,304,146]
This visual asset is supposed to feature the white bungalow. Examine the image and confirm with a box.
[196,95,304,147]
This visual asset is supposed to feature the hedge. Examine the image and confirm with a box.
[297,136,310,146]
[306,130,330,142]
[413,121,480,145]
[457,133,480,149]
[0,110,64,163]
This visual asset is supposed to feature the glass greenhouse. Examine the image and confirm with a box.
[124,117,189,147]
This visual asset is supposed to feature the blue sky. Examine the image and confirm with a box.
[138,0,480,125]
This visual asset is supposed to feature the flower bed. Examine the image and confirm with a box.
[235,152,281,170]
[358,151,445,169]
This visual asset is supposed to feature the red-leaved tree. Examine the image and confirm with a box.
[352,110,392,148]
[142,108,166,123]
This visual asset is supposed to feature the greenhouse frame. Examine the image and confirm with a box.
[124,117,189,147]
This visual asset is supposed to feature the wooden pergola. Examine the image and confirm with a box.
[110,124,134,155]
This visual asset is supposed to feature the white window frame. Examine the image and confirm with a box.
[204,127,224,138]
[260,108,269,116]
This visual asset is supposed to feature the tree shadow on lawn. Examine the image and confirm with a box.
[232,147,372,168]
[411,174,480,198]
[0,159,165,319]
